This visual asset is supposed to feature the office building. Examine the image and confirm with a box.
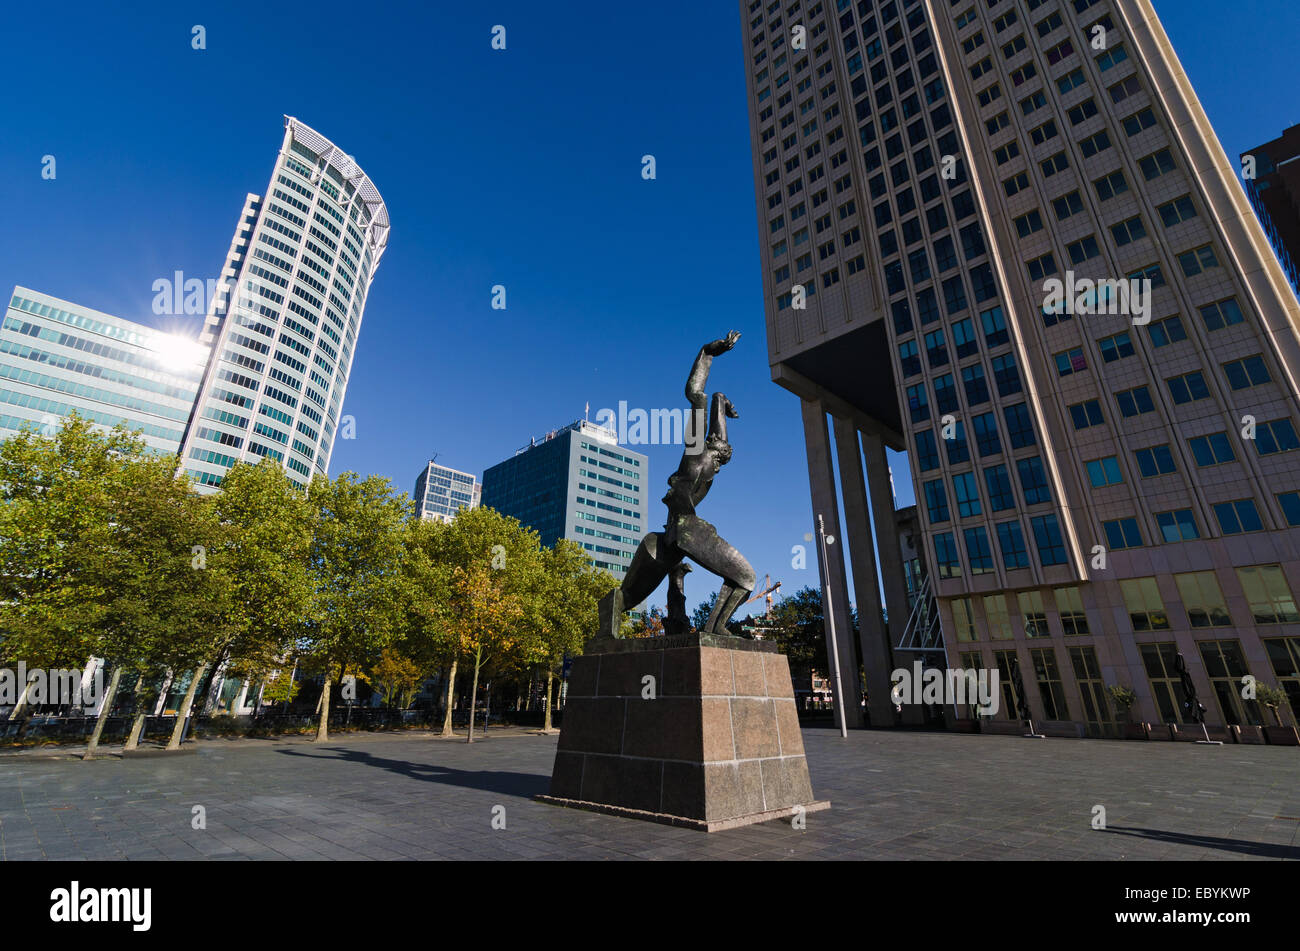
[1242,124,1300,297]
[1,287,207,455]
[481,420,648,580]
[414,459,482,523]
[741,0,1300,733]
[178,116,390,491]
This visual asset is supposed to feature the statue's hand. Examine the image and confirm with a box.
[704,330,742,356]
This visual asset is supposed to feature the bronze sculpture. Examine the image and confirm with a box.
[597,332,756,637]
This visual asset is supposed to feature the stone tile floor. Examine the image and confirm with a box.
[0,728,1296,860]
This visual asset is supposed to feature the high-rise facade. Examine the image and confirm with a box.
[177,117,390,491]
[481,420,649,580]
[741,0,1300,733]
[1,287,208,455]
[1242,125,1300,298]
[414,460,482,523]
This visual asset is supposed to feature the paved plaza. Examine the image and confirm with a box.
[0,728,1296,860]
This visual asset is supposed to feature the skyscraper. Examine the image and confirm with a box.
[741,0,1300,733]
[481,420,649,580]
[177,117,390,491]
[414,459,482,523]
[1,287,208,455]
[1242,125,1300,298]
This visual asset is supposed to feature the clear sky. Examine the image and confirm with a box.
[3,0,1297,614]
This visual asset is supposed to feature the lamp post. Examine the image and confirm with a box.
[816,514,848,738]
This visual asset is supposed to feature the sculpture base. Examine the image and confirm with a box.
[540,634,829,831]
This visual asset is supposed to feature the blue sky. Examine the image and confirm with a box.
[3,0,1297,614]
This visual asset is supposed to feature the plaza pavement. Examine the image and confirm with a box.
[0,728,1296,860]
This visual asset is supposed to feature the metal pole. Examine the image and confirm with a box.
[817,514,849,738]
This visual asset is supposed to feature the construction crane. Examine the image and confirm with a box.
[741,575,782,622]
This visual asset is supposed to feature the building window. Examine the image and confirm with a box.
[934,532,961,578]
[1056,587,1089,635]
[1198,640,1264,726]
[1278,492,1300,527]
[1134,444,1176,478]
[1069,399,1104,430]
[1103,517,1144,550]
[1237,565,1300,624]
[964,526,995,575]
[1174,572,1230,628]
[1178,244,1220,277]
[1030,648,1069,720]
[987,520,1025,571]
[924,478,950,523]
[980,305,1008,346]
[962,364,990,405]
[984,464,1015,512]
[1054,347,1086,377]
[1213,499,1263,535]
[991,354,1022,395]
[984,595,1012,639]
[1156,509,1199,543]
[915,429,940,470]
[1032,514,1067,566]
[1003,402,1035,448]
[1256,418,1300,456]
[1121,578,1169,631]
[1016,456,1050,505]
[1148,314,1187,348]
[1098,331,1134,363]
[1140,643,1187,724]
[1019,591,1049,636]
[1085,456,1123,488]
[1116,385,1155,418]
[1188,432,1236,468]
[1166,370,1209,405]
[953,597,977,642]
[1222,355,1271,391]
[1199,298,1244,331]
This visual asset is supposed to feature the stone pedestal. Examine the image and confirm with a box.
[538,633,829,832]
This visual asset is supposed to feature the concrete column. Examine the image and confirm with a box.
[801,399,864,729]
[833,416,894,727]
[861,429,911,646]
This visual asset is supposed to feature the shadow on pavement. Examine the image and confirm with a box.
[273,745,549,799]
[1105,825,1300,859]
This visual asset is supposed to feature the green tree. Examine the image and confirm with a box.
[0,416,133,721]
[300,472,411,742]
[163,458,315,750]
[518,540,616,731]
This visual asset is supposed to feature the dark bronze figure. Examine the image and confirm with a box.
[597,332,756,637]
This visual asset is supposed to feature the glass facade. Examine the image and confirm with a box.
[178,117,390,491]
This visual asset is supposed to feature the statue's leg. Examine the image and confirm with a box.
[675,516,756,634]
[620,531,678,607]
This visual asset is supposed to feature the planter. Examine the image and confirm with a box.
[1233,725,1266,745]
[949,718,980,734]
[1263,725,1300,746]
[1122,722,1150,740]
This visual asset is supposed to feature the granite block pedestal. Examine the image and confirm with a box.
[537,633,830,831]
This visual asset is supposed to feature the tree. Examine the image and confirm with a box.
[621,605,665,638]
[768,586,830,674]
[163,458,314,750]
[369,647,423,712]
[411,507,544,737]
[1255,682,1291,727]
[299,472,411,742]
[517,540,617,731]
[84,459,232,757]
[0,416,134,724]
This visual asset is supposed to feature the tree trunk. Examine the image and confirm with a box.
[123,675,148,751]
[543,668,554,732]
[7,677,37,737]
[440,660,457,736]
[466,646,483,744]
[166,663,208,751]
[315,674,333,742]
[84,666,124,759]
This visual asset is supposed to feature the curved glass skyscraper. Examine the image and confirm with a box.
[178,116,390,491]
